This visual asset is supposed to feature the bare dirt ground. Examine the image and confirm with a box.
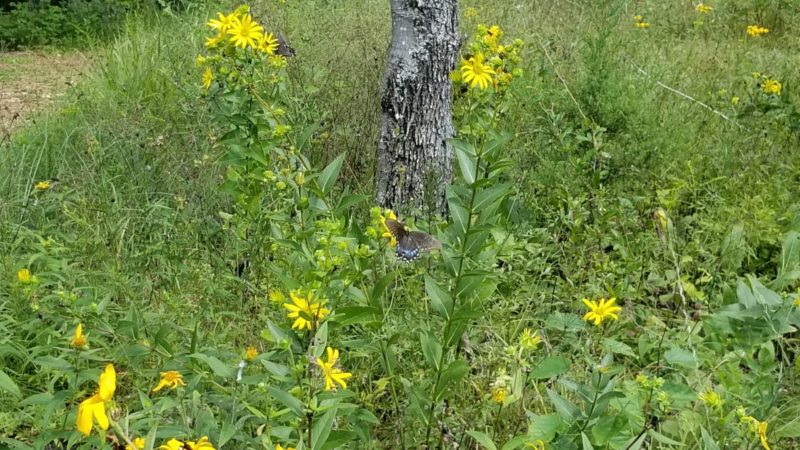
[0,51,92,140]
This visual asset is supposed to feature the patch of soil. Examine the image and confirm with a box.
[0,50,92,139]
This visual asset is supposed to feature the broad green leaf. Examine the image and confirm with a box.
[268,386,304,416]
[425,275,453,319]
[466,430,497,450]
[33,356,72,371]
[700,427,722,450]
[0,370,21,398]
[581,433,594,450]
[318,153,345,194]
[189,353,236,378]
[527,414,563,441]
[436,359,469,401]
[648,429,681,445]
[664,348,698,370]
[546,389,579,421]
[312,407,337,450]
[473,183,511,211]
[452,139,477,185]
[420,332,442,370]
[218,422,236,447]
[531,356,570,379]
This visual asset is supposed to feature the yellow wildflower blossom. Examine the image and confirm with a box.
[71,323,87,349]
[127,438,146,450]
[245,346,258,361]
[380,209,398,247]
[228,14,264,49]
[746,25,769,37]
[317,347,352,391]
[695,3,712,13]
[207,12,238,33]
[698,389,723,409]
[17,268,32,284]
[34,180,51,190]
[159,437,216,450]
[762,79,781,95]
[635,21,651,29]
[275,445,296,450]
[76,364,116,436]
[205,32,225,48]
[283,291,330,331]
[202,67,213,90]
[582,297,622,326]
[461,53,495,89]
[258,32,279,55]
[758,421,771,450]
[152,371,186,392]
[519,328,542,351]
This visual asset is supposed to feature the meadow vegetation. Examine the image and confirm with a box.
[1,0,799,449]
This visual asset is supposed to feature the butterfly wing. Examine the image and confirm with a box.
[384,218,409,242]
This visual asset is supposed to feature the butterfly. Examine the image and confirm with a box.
[385,218,442,262]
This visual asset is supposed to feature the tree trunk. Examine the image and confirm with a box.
[375,0,458,216]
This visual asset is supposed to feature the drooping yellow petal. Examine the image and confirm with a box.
[97,364,116,401]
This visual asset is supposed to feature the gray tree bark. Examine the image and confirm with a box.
[375,0,459,216]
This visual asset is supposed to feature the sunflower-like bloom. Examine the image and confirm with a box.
[71,323,87,349]
[695,3,712,13]
[159,436,216,450]
[76,364,116,436]
[228,14,264,49]
[317,347,352,391]
[17,268,32,284]
[258,32,279,55]
[698,389,723,409]
[519,328,541,351]
[207,12,238,33]
[460,53,495,89]
[127,438,145,450]
[34,180,51,190]
[245,346,258,361]
[762,79,781,96]
[582,297,622,326]
[276,445,296,450]
[202,67,213,90]
[380,209,398,247]
[283,291,330,331]
[746,25,769,37]
[152,371,186,393]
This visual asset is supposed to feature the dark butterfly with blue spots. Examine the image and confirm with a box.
[385,218,442,262]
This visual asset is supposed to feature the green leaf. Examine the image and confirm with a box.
[473,183,511,211]
[648,429,681,445]
[425,275,453,319]
[0,370,21,398]
[33,356,72,371]
[700,427,722,450]
[466,430,497,450]
[189,353,236,379]
[420,332,442,370]
[436,359,469,401]
[581,433,594,450]
[527,414,563,441]
[312,407,337,450]
[546,389,579,421]
[218,422,236,447]
[452,139,477,185]
[268,386,304,416]
[450,201,470,236]
[318,153,345,194]
[531,356,570,379]
[664,348,699,370]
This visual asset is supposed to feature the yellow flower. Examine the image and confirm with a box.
[635,21,651,29]
[460,53,495,89]
[283,291,331,331]
[794,295,800,308]
[491,386,507,404]
[17,268,32,284]
[76,364,116,436]
[245,346,258,361]
[71,323,87,349]
[519,328,542,351]
[195,54,206,66]
[127,438,146,450]
[228,14,264,49]
[380,209,398,247]
[204,32,225,48]
[746,25,769,37]
[695,3,712,13]
[159,436,216,450]
[731,96,740,105]
[152,371,186,393]
[757,421,771,450]
[207,12,239,33]
[202,67,213,90]
[268,54,288,69]
[316,347,352,391]
[582,297,622,326]
[698,389,723,409]
[762,79,781,96]
[258,32,279,55]
[525,441,546,450]
[275,445,296,450]
[269,290,286,303]
[34,180,50,190]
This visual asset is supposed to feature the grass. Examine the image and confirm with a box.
[1,0,799,448]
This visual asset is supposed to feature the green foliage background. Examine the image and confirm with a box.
[1,0,799,448]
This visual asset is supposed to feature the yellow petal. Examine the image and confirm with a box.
[76,396,96,436]
[98,364,116,401]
